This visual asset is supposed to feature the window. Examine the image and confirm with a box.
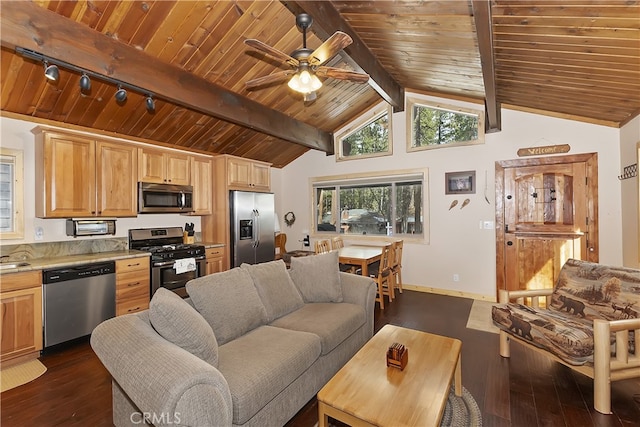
[0,148,24,239]
[407,98,484,151]
[335,103,392,160]
[313,170,428,241]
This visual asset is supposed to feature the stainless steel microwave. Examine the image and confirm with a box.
[138,182,194,214]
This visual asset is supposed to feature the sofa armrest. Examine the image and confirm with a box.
[499,288,554,308]
[339,272,376,336]
[91,312,233,427]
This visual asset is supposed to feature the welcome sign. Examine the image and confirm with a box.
[517,144,571,157]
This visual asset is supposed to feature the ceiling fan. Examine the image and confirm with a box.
[244,13,370,101]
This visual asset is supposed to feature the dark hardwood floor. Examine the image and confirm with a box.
[2,291,639,426]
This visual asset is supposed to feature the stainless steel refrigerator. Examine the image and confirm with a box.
[230,191,276,267]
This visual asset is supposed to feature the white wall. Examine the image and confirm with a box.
[620,115,640,267]
[278,93,625,300]
[0,116,201,244]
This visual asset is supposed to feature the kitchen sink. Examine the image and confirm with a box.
[0,262,30,270]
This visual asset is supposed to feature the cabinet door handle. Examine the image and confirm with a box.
[127,263,140,267]
[128,307,140,312]
[127,282,140,287]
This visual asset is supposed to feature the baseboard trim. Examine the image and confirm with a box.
[402,284,496,302]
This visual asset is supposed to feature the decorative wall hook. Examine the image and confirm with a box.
[618,163,637,180]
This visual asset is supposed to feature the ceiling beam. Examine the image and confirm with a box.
[472,0,501,132]
[0,1,334,154]
[282,0,405,113]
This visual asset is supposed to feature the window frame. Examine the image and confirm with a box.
[311,168,429,244]
[406,98,485,152]
[0,148,24,240]
[334,102,393,161]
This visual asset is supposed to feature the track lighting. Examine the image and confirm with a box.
[43,61,59,81]
[79,73,91,92]
[18,47,157,114]
[145,95,155,113]
[115,86,127,102]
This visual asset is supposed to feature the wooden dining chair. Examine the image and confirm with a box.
[331,236,357,273]
[368,244,394,309]
[331,236,344,250]
[391,240,403,294]
[314,239,331,254]
[274,233,287,260]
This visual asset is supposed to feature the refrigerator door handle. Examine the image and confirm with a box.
[253,209,260,248]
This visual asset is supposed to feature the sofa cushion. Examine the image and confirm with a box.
[148,287,219,367]
[186,267,268,345]
[289,251,343,303]
[241,260,304,322]
[548,258,640,323]
[270,303,365,355]
[217,325,321,425]
[492,303,596,365]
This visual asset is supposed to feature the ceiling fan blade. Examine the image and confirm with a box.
[244,39,299,67]
[245,70,296,90]
[316,66,370,83]
[309,31,353,66]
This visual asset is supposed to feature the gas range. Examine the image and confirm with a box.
[139,244,206,263]
[129,227,206,262]
[128,227,207,298]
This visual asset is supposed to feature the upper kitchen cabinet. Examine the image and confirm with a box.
[138,148,191,185]
[188,156,213,215]
[34,128,137,218]
[225,155,271,191]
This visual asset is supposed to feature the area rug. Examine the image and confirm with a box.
[465,300,499,334]
[0,359,47,393]
[440,385,483,426]
[314,385,482,426]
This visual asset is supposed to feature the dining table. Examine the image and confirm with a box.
[337,245,383,277]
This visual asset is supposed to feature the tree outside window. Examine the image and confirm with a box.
[335,103,392,160]
[407,99,484,151]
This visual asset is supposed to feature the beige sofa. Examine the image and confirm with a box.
[492,258,640,414]
[91,252,376,426]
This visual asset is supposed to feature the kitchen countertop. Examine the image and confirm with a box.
[0,250,150,275]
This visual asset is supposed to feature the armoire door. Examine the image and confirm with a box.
[495,153,599,295]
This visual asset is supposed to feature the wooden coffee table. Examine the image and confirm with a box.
[317,324,462,427]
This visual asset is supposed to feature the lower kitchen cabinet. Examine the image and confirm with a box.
[206,247,225,275]
[0,271,43,365]
[115,257,150,316]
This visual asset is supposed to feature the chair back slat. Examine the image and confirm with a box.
[315,239,331,254]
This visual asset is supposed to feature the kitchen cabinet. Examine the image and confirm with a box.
[189,156,213,215]
[205,247,225,275]
[226,156,271,191]
[138,148,191,185]
[115,257,150,316]
[33,129,137,218]
[0,271,43,365]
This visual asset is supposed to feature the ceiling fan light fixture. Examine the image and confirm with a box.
[288,69,322,94]
[43,61,59,81]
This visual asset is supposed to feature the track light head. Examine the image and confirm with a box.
[115,86,127,102]
[43,61,59,81]
[79,73,91,92]
[145,95,155,113]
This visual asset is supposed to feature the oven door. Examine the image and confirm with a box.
[151,257,206,298]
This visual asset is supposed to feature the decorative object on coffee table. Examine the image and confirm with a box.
[386,342,408,370]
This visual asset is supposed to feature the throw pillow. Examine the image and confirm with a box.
[186,267,268,345]
[241,260,304,322]
[149,287,219,367]
[289,251,343,303]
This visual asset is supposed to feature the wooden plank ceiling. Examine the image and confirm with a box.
[1,1,638,168]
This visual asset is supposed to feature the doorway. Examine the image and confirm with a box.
[495,153,599,295]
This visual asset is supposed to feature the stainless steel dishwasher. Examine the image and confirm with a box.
[42,261,116,347]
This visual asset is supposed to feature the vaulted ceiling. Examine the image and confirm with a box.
[1,1,638,168]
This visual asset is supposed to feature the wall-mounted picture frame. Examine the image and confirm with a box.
[445,170,476,194]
